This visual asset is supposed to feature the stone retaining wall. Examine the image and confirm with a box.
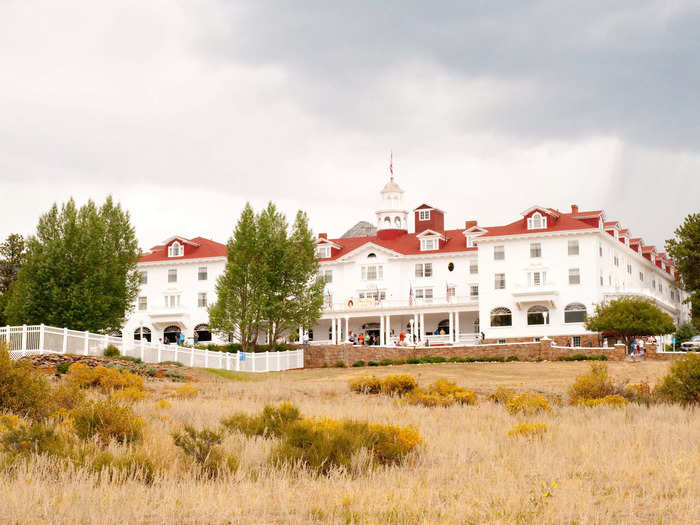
[304,339,634,368]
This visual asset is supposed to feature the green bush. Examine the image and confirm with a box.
[379,359,393,366]
[352,361,365,367]
[567,363,617,404]
[334,361,345,368]
[103,345,121,358]
[506,356,520,362]
[221,402,302,438]
[0,343,51,420]
[160,360,183,367]
[348,375,382,395]
[655,354,700,405]
[172,425,235,477]
[560,354,608,361]
[1,422,73,458]
[368,361,380,366]
[406,358,420,365]
[392,359,407,365]
[56,363,71,374]
[119,355,143,364]
[92,450,157,484]
[164,369,186,382]
[71,399,144,444]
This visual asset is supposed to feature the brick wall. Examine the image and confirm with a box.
[483,334,600,347]
[303,339,628,368]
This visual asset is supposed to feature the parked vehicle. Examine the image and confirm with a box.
[680,335,700,351]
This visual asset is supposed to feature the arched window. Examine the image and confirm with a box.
[194,323,212,342]
[394,216,401,228]
[134,327,152,342]
[564,303,587,323]
[490,307,512,327]
[527,305,549,325]
[367,253,376,258]
[163,325,180,343]
[384,217,391,225]
[168,241,184,257]
[527,212,547,230]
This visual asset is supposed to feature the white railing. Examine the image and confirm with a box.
[324,295,477,312]
[0,324,303,373]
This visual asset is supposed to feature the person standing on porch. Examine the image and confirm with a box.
[193,330,199,345]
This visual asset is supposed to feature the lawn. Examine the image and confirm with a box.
[1,360,697,524]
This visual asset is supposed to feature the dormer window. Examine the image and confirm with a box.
[527,212,547,230]
[168,241,184,257]
[418,210,431,221]
[316,246,330,259]
[420,238,437,251]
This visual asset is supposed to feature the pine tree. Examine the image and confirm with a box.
[0,233,25,325]
[666,213,700,329]
[3,197,140,332]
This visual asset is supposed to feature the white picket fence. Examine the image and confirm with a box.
[0,324,304,373]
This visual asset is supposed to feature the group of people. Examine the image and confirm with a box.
[158,328,198,346]
[628,337,651,358]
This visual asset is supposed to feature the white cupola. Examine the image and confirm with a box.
[375,175,408,239]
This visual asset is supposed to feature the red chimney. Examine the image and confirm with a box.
[318,233,327,239]
[571,204,579,214]
[464,220,477,229]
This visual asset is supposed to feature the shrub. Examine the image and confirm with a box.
[352,361,365,367]
[505,393,552,415]
[379,375,418,396]
[112,387,148,403]
[0,343,51,420]
[92,450,157,484]
[71,399,144,444]
[654,354,700,405]
[624,382,654,405]
[153,399,171,410]
[405,379,477,407]
[575,395,629,408]
[406,358,420,365]
[560,354,608,361]
[1,422,73,458]
[567,363,617,404]
[368,361,380,367]
[334,361,346,368]
[348,375,382,394]
[270,417,422,474]
[134,364,157,377]
[160,360,183,366]
[172,425,234,477]
[392,359,407,365]
[56,363,70,375]
[508,423,549,438]
[50,381,86,412]
[165,369,186,382]
[488,386,517,405]
[103,345,121,358]
[119,355,143,364]
[453,390,478,405]
[0,414,22,434]
[506,356,520,362]
[379,359,393,366]
[174,385,199,399]
[221,402,301,438]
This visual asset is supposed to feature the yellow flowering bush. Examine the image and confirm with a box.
[567,363,617,404]
[67,363,144,393]
[379,375,418,396]
[487,386,517,404]
[575,395,629,408]
[112,387,148,403]
[505,393,552,416]
[0,414,22,434]
[153,399,172,410]
[348,375,382,394]
[71,399,144,444]
[405,379,477,407]
[508,423,549,438]
[174,385,199,399]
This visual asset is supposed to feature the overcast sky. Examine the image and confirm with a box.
[1,1,698,251]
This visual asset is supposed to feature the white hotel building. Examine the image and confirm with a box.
[124,177,689,347]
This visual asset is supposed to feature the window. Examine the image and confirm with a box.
[415,287,433,302]
[527,212,547,230]
[652,278,656,289]
[321,270,333,284]
[198,266,207,281]
[415,263,432,278]
[420,238,437,251]
[447,286,455,298]
[418,209,431,221]
[470,284,479,298]
[572,336,581,347]
[361,264,383,281]
[367,253,376,258]
[498,339,506,344]
[448,262,454,272]
[494,245,505,260]
[530,242,542,258]
[139,271,148,285]
[659,282,663,292]
[599,245,603,257]
[528,271,546,287]
[613,255,619,267]
[168,241,184,257]
[358,290,386,301]
[133,327,151,342]
[533,337,541,342]
[164,295,181,308]
[490,307,512,327]
[569,268,581,285]
[527,305,549,325]
[564,303,587,323]
[138,296,147,311]
[600,275,603,286]
[494,273,506,289]
[198,293,207,307]
[469,260,478,274]
[316,246,330,259]
[168,269,177,283]
[568,240,579,255]
[627,264,632,275]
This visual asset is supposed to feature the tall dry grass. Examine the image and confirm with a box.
[1,362,698,524]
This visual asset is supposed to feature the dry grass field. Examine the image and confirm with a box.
[1,360,698,524]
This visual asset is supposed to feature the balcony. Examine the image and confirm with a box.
[147,305,189,319]
[511,282,558,308]
[323,295,478,314]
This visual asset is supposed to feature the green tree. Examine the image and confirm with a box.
[585,297,675,345]
[666,213,700,329]
[675,322,698,345]
[4,197,140,332]
[0,234,26,325]
[209,202,323,350]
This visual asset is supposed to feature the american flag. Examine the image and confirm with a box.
[389,151,393,176]
[327,290,332,310]
[408,283,413,306]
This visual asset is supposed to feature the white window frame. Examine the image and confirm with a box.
[418,209,431,221]
[165,294,181,308]
[168,241,184,258]
[198,266,208,281]
[415,263,432,278]
[361,264,383,281]
[316,246,330,259]
[415,287,433,302]
[470,284,479,298]
[198,292,207,308]
[322,270,333,284]
[494,273,506,290]
[528,271,546,287]
[139,271,148,285]
[568,240,579,256]
[527,212,547,230]
[138,296,147,311]
[168,269,177,283]
[469,260,478,274]
[569,268,581,285]
[420,238,437,251]
[530,242,542,258]
[494,245,505,260]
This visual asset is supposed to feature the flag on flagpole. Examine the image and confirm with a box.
[408,283,413,306]
[389,151,393,176]
[327,290,332,310]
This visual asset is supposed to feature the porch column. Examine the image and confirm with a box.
[419,312,425,342]
[380,315,385,346]
[344,317,349,343]
[448,311,453,344]
[331,318,337,345]
[336,318,343,343]
[386,314,391,345]
[455,311,460,344]
[413,313,418,343]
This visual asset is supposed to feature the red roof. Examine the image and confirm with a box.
[477,210,596,239]
[139,236,227,263]
[320,229,477,260]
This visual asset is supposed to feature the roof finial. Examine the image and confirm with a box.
[389,150,394,181]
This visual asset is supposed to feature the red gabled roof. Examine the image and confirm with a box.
[477,210,595,239]
[139,236,227,263]
[319,228,477,260]
[604,221,620,229]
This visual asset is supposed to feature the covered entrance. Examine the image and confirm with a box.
[194,323,212,342]
[163,325,182,344]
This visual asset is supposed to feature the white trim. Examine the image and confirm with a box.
[520,205,560,218]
